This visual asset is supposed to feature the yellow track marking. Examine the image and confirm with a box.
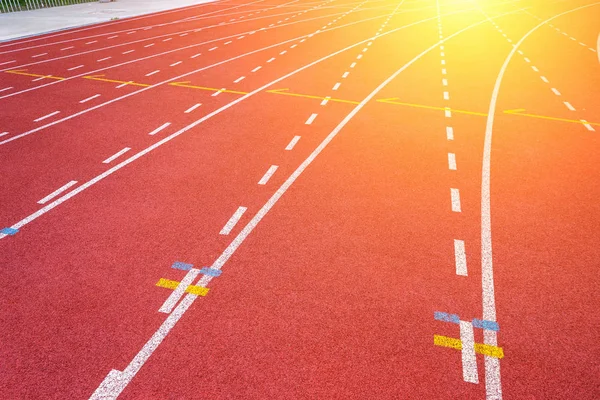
[82,74,150,87]
[169,81,248,94]
[5,69,65,80]
[266,88,360,104]
[504,108,600,126]
[434,335,504,359]
[378,97,488,116]
[156,278,210,296]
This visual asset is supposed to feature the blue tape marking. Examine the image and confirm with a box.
[171,262,193,271]
[199,267,222,277]
[472,318,499,331]
[434,311,460,324]
[1,227,18,235]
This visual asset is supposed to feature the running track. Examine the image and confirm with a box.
[1,0,599,398]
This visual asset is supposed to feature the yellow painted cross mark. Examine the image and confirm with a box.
[5,69,65,80]
[434,335,504,359]
[156,278,209,296]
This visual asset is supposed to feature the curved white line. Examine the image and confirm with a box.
[480,2,600,399]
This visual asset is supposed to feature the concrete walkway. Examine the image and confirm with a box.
[0,0,216,42]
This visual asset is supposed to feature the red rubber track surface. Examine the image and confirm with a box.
[1,0,599,398]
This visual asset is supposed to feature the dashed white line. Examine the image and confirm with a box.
[531,66,539,72]
[79,94,101,104]
[540,76,549,83]
[148,122,171,135]
[446,126,454,140]
[170,61,182,67]
[145,70,160,76]
[332,82,341,90]
[280,50,287,55]
[251,66,262,72]
[32,53,48,58]
[191,53,202,58]
[37,181,78,205]
[342,72,349,78]
[184,103,201,114]
[34,111,60,122]
[442,78,448,86]
[163,38,173,42]
[258,165,279,185]
[563,101,575,111]
[441,60,446,65]
[108,35,118,40]
[451,188,461,212]
[305,113,318,125]
[267,57,276,63]
[350,62,357,68]
[102,147,131,164]
[357,54,363,59]
[116,81,132,89]
[444,108,452,118]
[291,44,297,48]
[443,91,450,100]
[60,46,74,51]
[211,88,225,97]
[448,153,457,170]
[524,57,530,63]
[219,206,247,235]
[97,57,112,62]
[0,87,13,93]
[32,75,51,82]
[580,119,595,131]
[67,65,84,71]
[285,135,301,150]
[454,239,467,276]
[180,33,188,37]
[320,96,331,106]
[122,50,135,54]
[225,41,232,45]
[442,68,447,75]
[144,43,155,48]
[209,46,218,51]
[234,76,245,83]
[85,41,98,45]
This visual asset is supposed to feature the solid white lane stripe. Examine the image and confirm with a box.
[79,94,101,104]
[563,101,575,111]
[34,111,60,122]
[148,122,171,135]
[145,70,160,76]
[38,181,78,204]
[305,113,318,125]
[67,65,84,71]
[102,147,131,164]
[446,126,454,140]
[220,206,247,235]
[460,321,479,383]
[285,135,301,150]
[251,66,262,72]
[258,165,278,185]
[448,153,456,170]
[184,103,201,113]
[451,188,461,212]
[454,239,467,276]
[332,82,341,90]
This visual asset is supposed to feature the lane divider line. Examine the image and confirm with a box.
[37,181,78,205]
[148,122,171,136]
[454,239,467,276]
[258,165,279,185]
[220,206,247,235]
[102,147,131,164]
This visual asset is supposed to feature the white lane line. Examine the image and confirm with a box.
[211,88,225,97]
[108,35,118,39]
[79,94,101,104]
[563,101,575,111]
[60,46,74,51]
[531,66,539,72]
[224,41,232,45]
[116,81,132,88]
[0,132,8,137]
[279,50,287,55]
[580,119,595,131]
[158,268,200,314]
[441,59,446,65]
[305,113,318,125]
[540,76,549,83]
[285,135,301,150]
[145,70,160,76]
[258,165,279,185]
[34,111,60,122]
[448,153,457,170]
[0,87,13,93]
[184,103,201,113]
[97,57,112,62]
[446,126,454,140]
[551,87,561,96]
[524,57,530,62]
[451,188,461,212]
[442,68,447,75]
[32,53,48,58]
[350,62,357,68]
[209,46,218,51]
[122,50,135,54]
[443,91,450,100]
[251,66,262,72]
[267,57,276,63]
[357,54,363,59]
[237,35,245,39]
[0,60,16,66]
[148,122,171,135]
[191,53,202,58]
[86,40,98,45]
[320,96,331,106]
[442,78,448,86]
[342,71,349,78]
[180,33,188,37]
[332,82,341,90]
[290,44,297,48]
[67,65,84,71]
[144,43,155,48]
[163,38,173,42]
[219,206,247,235]
[31,75,49,82]
[454,239,467,276]
[170,61,182,66]
[362,47,368,52]
[102,147,131,164]
[445,108,452,118]
[37,181,78,205]
[459,321,479,383]
[234,76,245,83]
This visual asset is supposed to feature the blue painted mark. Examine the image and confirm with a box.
[472,318,499,331]
[171,262,193,271]
[1,227,18,236]
[434,311,460,324]
[199,267,222,277]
